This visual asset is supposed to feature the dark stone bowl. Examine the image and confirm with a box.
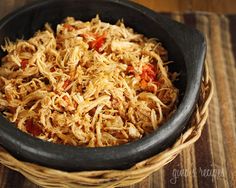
[0,0,206,171]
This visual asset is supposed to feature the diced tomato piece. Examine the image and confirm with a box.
[141,64,157,82]
[89,34,106,51]
[140,71,149,81]
[20,59,28,69]
[139,64,162,91]
[25,119,43,136]
[81,32,106,51]
[50,67,56,72]
[63,79,71,89]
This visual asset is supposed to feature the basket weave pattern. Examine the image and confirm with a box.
[0,63,213,188]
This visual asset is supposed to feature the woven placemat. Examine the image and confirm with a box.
[0,62,213,188]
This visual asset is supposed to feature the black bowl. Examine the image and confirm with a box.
[0,0,206,171]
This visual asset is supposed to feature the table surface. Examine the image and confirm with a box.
[0,1,236,188]
[1,0,236,16]
[134,0,236,14]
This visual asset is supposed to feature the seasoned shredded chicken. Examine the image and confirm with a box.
[0,16,178,147]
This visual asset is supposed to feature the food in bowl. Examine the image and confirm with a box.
[0,16,178,147]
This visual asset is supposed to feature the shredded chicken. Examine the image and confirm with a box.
[0,16,178,147]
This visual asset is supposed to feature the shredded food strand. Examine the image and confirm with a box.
[0,16,178,147]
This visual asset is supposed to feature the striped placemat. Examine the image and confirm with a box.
[0,12,235,188]
[163,13,236,188]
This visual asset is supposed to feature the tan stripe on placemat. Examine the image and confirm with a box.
[151,166,165,188]
[180,147,198,188]
[171,13,183,22]
[209,13,236,187]
[128,164,165,188]
[220,16,236,116]
[132,174,151,188]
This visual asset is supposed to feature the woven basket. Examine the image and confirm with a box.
[0,62,213,188]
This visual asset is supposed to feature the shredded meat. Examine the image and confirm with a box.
[0,15,178,147]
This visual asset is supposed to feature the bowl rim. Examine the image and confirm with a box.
[0,0,206,171]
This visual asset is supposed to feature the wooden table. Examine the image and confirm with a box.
[1,0,236,17]
[0,1,236,188]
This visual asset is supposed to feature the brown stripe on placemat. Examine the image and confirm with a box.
[21,180,40,188]
[164,155,182,188]
[0,166,7,187]
[6,172,25,188]
[193,122,215,188]
[179,147,198,188]
[151,167,165,188]
[129,169,165,188]
[196,14,230,188]
[0,164,33,187]
[3,168,25,188]
[132,174,151,188]
[228,15,236,66]
[209,13,236,187]
[183,13,197,28]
